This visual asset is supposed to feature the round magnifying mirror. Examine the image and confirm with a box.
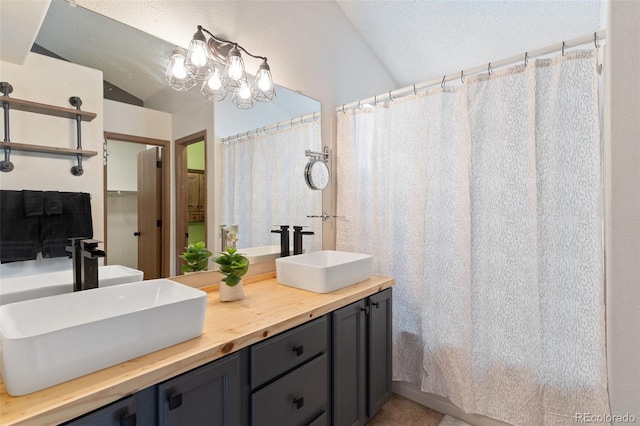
[304,159,330,190]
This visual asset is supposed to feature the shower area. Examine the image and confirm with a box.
[336,36,610,425]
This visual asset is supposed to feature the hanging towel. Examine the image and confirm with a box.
[44,191,63,215]
[0,190,40,262]
[41,192,93,258]
[23,190,44,217]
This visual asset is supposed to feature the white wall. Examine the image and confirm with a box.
[605,0,640,421]
[146,87,215,272]
[103,99,174,272]
[0,53,104,242]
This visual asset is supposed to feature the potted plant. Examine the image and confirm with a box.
[215,247,249,301]
[180,241,213,273]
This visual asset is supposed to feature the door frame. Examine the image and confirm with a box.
[103,132,171,278]
[175,130,208,275]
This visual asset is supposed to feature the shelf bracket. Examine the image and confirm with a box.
[1,81,14,172]
[69,96,84,176]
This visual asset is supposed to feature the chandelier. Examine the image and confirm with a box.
[165,25,275,109]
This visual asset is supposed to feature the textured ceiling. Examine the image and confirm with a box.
[3,0,604,106]
[337,0,604,88]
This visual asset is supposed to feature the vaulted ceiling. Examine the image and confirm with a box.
[1,0,604,106]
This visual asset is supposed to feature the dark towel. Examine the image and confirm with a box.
[23,190,44,217]
[44,191,63,215]
[1,190,40,262]
[41,192,93,258]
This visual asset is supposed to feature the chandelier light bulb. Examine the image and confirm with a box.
[239,83,252,100]
[166,48,197,91]
[227,56,243,80]
[184,28,213,80]
[207,69,223,90]
[253,60,276,102]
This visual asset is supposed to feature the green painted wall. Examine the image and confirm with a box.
[187,141,205,170]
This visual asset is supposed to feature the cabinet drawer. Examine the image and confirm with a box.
[251,353,328,426]
[308,411,328,426]
[251,316,327,388]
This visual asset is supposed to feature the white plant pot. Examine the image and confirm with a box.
[219,278,245,302]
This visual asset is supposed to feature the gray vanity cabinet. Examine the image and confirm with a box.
[249,316,330,426]
[332,288,392,426]
[157,352,242,426]
[61,386,156,426]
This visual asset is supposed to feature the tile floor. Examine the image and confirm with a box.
[367,394,445,426]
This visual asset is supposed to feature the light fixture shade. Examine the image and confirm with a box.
[232,82,256,109]
[200,67,227,101]
[184,28,214,80]
[253,60,276,102]
[222,45,248,92]
[165,48,197,91]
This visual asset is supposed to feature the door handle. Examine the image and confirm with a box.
[133,231,140,237]
[168,393,183,410]
[119,413,137,426]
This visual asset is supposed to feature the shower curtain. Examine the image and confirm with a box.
[221,120,322,251]
[336,50,609,425]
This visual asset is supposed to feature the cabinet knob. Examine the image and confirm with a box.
[168,393,183,410]
[119,413,137,426]
[293,345,304,356]
[293,396,305,409]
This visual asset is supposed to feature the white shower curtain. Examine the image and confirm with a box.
[221,120,322,252]
[336,50,608,425]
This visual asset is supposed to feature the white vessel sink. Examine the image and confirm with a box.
[275,250,372,293]
[241,245,282,264]
[0,278,207,396]
[0,265,143,305]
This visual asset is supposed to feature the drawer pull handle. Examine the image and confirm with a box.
[372,301,380,308]
[119,413,137,426]
[293,345,304,356]
[168,393,183,410]
[360,306,370,314]
[293,396,305,409]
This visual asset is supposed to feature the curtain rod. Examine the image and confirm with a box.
[336,29,606,112]
[221,111,321,144]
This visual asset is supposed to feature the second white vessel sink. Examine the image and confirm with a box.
[0,265,143,305]
[275,250,372,293]
[0,278,207,396]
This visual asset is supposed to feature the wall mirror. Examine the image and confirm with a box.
[20,0,322,279]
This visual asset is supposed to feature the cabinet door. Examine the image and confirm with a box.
[332,299,367,426]
[62,386,156,426]
[367,288,393,418]
[157,353,241,426]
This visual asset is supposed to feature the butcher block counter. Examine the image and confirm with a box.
[0,272,394,425]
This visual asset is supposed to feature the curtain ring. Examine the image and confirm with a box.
[276,122,280,131]
[488,62,492,76]
[262,126,267,135]
[341,104,346,114]
[299,115,304,125]
[291,118,295,127]
[357,99,363,110]
[562,41,566,56]
[460,70,465,83]
[313,111,318,122]
[524,52,529,67]
[374,94,378,106]
[413,84,417,95]
[594,32,599,48]
[441,75,446,89]
[388,91,394,102]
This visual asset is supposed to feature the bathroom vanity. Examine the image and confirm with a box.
[0,273,394,425]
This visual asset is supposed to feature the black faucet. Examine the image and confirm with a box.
[66,237,87,292]
[293,226,314,255]
[271,225,290,257]
[76,239,105,291]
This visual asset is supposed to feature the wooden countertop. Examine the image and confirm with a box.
[0,273,394,425]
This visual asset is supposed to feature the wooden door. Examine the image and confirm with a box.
[137,147,162,280]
